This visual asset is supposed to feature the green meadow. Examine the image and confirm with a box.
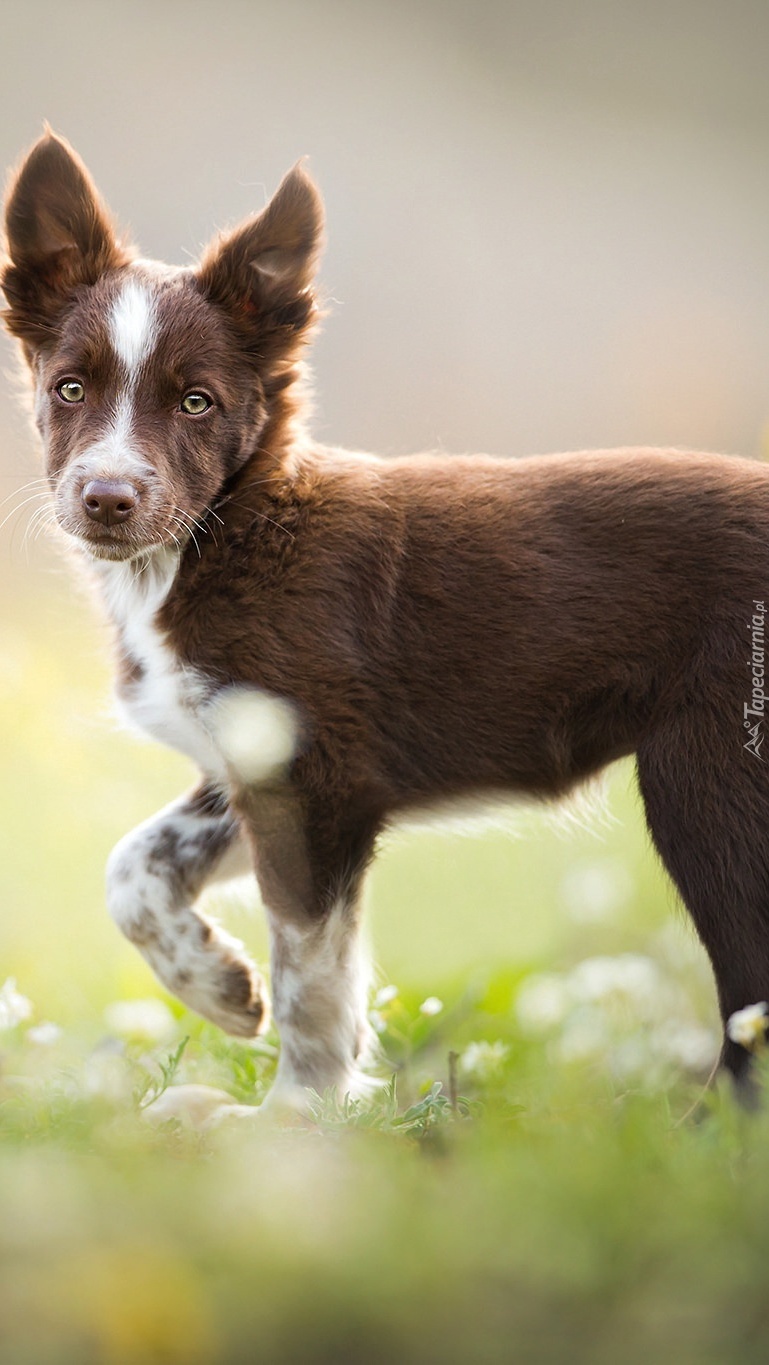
[2,562,769,1365]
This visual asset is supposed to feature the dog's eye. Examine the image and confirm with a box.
[180,392,212,416]
[56,380,85,404]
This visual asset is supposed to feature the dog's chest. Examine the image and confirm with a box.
[120,634,223,776]
[100,555,227,780]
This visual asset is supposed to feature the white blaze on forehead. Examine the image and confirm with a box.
[78,392,146,484]
[108,278,158,376]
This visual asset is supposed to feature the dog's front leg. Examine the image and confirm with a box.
[106,782,267,1036]
[239,787,380,1108]
[265,905,376,1108]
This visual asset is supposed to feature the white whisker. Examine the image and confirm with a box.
[219,496,295,542]
[0,476,49,511]
[170,514,201,559]
[22,508,58,561]
[24,505,55,543]
[0,490,50,535]
[175,505,213,539]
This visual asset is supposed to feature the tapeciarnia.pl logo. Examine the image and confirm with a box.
[744,600,766,760]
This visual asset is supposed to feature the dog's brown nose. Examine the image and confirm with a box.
[81,480,138,526]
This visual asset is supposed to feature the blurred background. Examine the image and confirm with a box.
[3,0,769,1026]
[6,7,769,1360]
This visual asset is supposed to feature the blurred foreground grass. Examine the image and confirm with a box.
[4,568,769,1364]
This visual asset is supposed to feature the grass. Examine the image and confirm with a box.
[2,563,769,1363]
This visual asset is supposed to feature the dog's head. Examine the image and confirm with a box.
[1,132,323,561]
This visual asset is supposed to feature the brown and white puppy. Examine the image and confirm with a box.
[3,131,769,1107]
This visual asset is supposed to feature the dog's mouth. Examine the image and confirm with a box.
[61,519,179,563]
[81,535,154,562]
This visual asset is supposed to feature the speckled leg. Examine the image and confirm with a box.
[106,782,267,1036]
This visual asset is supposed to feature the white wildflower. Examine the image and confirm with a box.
[369,1010,388,1035]
[82,1045,133,1102]
[568,953,662,1006]
[0,979,33,1030]
[559,860,633,924]
[419,996,443,1017]
[211,686,298,784]
[515,973,571,1033]
[609,1035,656,1081]
[726,1002,769,1051]
[552,1007,609,1064]
[104,998,177,1043]
[459,1040,509,1081]
[26,1021,62,1046]
[654,1022,719,1071]
[374,984,399,1008]
[520,949,716,1084]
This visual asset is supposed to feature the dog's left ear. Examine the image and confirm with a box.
[1,130,131,357]
[196,163,324,364]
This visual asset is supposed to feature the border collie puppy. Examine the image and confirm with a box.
[3,132,768,1107]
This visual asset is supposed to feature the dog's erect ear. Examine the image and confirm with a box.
[196,163,324,365]
[1,131,131,356]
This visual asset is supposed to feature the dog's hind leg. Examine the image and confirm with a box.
[106,781,267,1036]
[637,696,769,1094]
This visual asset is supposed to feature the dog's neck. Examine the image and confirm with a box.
[95,545,181,639]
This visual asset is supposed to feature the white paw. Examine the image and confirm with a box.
[143,1083,301,1132]
[143,1083,238,1127]
[165,938,269,1039]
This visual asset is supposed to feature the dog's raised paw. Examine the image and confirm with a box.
[151,927,269,1038]
[213,957,269,1037]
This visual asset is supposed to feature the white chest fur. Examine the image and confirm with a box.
[98,552,227,781]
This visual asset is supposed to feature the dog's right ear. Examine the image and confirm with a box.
[1,131,132,358]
